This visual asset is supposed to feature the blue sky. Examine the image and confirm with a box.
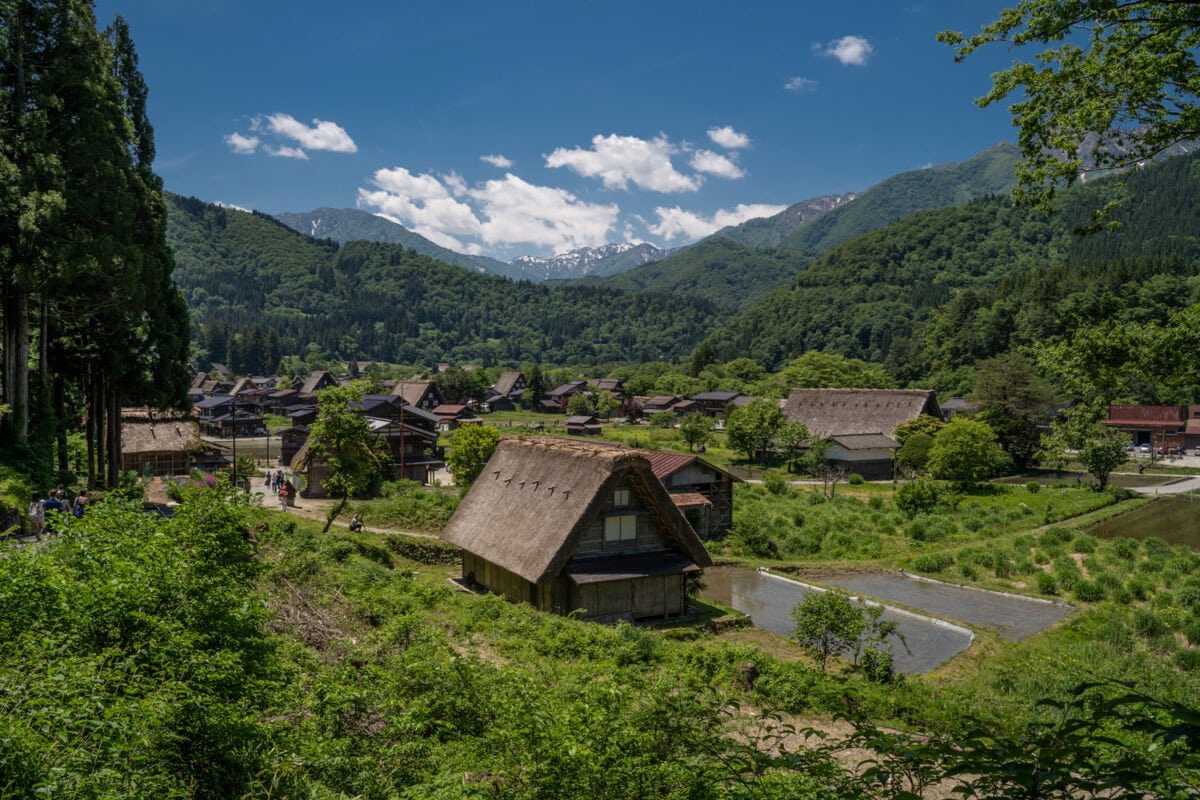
[93,0,1022,260]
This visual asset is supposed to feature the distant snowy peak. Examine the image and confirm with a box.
[509,242,670,280]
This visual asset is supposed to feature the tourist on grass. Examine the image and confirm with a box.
[27,492,44,541]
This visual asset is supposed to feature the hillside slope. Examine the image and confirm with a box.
[700,149,1200,371]
[166,194,724,365]
[272,207,517,278]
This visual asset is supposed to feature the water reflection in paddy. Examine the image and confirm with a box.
[700,567,973,674]
[1089,495,1200,547]
[816,573,1072,641]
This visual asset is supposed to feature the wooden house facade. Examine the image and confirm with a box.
[442,438,712,621]
[120,412,201,476]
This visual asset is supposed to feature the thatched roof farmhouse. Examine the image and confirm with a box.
[441,437,712,621]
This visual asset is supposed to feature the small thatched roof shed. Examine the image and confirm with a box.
[120,411,202,475]
[441,437,711,619]
[782,388,941,438]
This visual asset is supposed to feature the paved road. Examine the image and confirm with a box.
[1132,476,1200,495]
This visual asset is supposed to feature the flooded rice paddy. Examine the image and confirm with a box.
[701,567,974,673]
[1089,495,1200,547]
[701,566,1075,673]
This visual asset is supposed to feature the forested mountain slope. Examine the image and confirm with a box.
[166,194,724,365]
[701,150,1200,382]
[580,238,802,308]
[272,207,517,278]
[582,143,1023,308]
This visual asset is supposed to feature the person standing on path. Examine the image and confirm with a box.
[278,484,288,512]
[27,492,45,541]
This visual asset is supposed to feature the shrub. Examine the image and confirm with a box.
[763,473,788,495]
[1175,649,1200,671]
[1185,618,1200,646]
[1041,527,1073,546]
[1072,533,1098,554]
[1025,481,1041,494]
[847,474,865,485]
[1073,580,1106,602]
[1036,572,1058,595]
[728,520,775,558]
[1127,575,1154,601]
[1109,537,1140,561]
[1143,537,1174,560]
[912,552,954,573]
[1134,608,1169,638]
[895,479,939,519]
[867,495,883,510]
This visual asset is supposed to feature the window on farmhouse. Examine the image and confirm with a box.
[612,488,631,508]
[604,514,637,544]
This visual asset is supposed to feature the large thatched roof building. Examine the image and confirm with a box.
[782,388,941,438]
[441,437,712,621]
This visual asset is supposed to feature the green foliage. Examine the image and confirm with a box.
[847,473,865,485]
[895,478,940,518]
[928,418,1012,488]
[679,411,716,452]
[762,472,788,495]
[648,411,677,429]
[897,432,935,474]
[168,196,724,366]
[0,487,280,796]
[562,391,591,416]
[1026,481,1041,494]
[895,414,946,445]
[726,398,784,463]
[791,589,867,672]
[352,481,461,532]
[446,424,500,488]
[1080,425,1132,490]
[912,552,955,573]
[308,381,383,531]
[940,1,1200,217]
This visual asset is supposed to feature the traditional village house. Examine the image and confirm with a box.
[824,434,900,481]
[585,444,739,539]
[432,403,483,432]
[939,397,976,421]
[297,370,339,400]
[1102,405,1187,450]
[643,395,684,414]
[484,371,527,411]
[262,388,303,415]
[1184,405,1200,451]
[545,380,589,411]
[592,378,626,400]
[691,391,746,418]
[440,438,712,621]
[392,378,444,411]
[782,388,940,480]
[120,410,202,476]
[565,415,603,436]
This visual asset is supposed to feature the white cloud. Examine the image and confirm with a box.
[468,174,619,251]
[214,201,251,212]
[707,126,750,149]
[546,133,701,192]
[815,35,873,66]
[262,113,358,153]
[689,150,745,180]
[359,166,483,238]
[480,154,513,168]
[357,167,619,256]
[266,145,309,160]
[224,132,259,154]
[784,76,818,92]
[443,171,468,197]
[649,203,788,242]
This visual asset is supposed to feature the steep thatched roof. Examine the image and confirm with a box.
[441,437,711,584]
[783,388,940,438]
[392,379,436,405]
[300,370,336,395]
[121,412,201,455]
[493,371,524,397]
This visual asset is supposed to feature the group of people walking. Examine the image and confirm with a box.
[26,488,88,541]
[267,470,291,512]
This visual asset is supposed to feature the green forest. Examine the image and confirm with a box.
[168,194,725,368]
